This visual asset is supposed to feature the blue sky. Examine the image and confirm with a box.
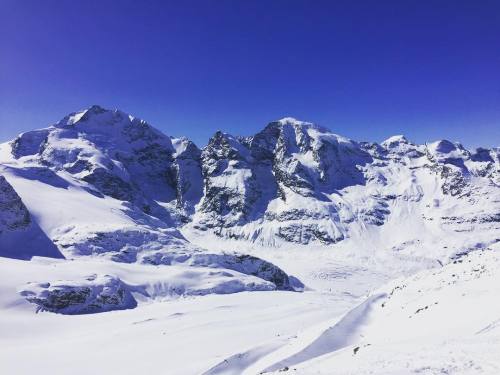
[1,0,499,148]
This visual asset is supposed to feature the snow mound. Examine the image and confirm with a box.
[142,251,294,290]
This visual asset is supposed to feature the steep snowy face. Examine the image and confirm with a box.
[1,106,209,263]
[198,131,258,228]
[9,105,203,220]
[251,118,371,195]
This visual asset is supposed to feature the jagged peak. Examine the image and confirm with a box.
[86,104,107,114]
[207,130,236,145]
[203,130,251,160]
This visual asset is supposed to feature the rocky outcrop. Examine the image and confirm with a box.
[20,275,137,314]
[0,175,31,233]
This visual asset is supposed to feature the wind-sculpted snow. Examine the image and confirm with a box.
[261,243,500,374]
[263,293,387,373]
[141,251,293,290]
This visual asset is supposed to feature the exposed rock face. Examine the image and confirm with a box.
[194,118,378,244]
[170,137,204,218]
[2,105,500,317]
[0,175,31,233]
[191,120,500,246]
[20,275,137,314]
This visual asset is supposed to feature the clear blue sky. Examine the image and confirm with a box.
[1,0,499,148]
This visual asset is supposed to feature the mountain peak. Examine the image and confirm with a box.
[55,104,118,128]
[382,135,410,147]
[276,117,314,127]
[87,104,107,113]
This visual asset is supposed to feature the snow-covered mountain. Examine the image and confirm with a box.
[0,106,298,314]
[190,116,500,264]
[1,105,499,374]
[3,105,498,258]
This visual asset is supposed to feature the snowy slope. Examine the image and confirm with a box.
[262,242,500,375]
[0,175,62,260]
[0,256,351,375]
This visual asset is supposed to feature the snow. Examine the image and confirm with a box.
[1,106,500,374]
[171,137,191,157]
[1,165,133,236]
[3,243,499,374]
[264,243,500,374]
[0,256,354,375]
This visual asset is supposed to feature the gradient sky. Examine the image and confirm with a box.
[1,0,499,148]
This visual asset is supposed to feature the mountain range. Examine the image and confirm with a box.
[2,105,498,258]
[1,105,499,374]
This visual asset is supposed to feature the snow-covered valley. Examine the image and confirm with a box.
[1,105,499,374]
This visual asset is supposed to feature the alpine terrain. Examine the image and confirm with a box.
[1,105,499,374]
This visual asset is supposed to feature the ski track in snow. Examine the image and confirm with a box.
[261,293,387,373]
